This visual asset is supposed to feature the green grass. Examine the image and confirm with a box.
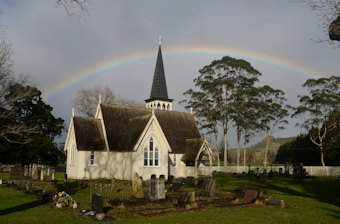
[1,172,340,223]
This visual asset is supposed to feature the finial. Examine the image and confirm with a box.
[72,107,75,117]
[98,94,102,103]
[190,107,193,114]
[158,35,162,45]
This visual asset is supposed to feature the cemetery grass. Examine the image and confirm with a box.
[0,173,340,223]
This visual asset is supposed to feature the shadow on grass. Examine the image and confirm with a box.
[52,180,88,195]
[0,200,48,216]
[214,174,340,208]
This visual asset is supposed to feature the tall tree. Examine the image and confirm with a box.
[0,41,40,143]
[257,85,290,168]
[0,84,64,166]
[292,76,340,167]
[73,85,143,117]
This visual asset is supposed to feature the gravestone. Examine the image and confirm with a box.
[51,170,55,181]
[169,177,185,191]
[132,173,144,198]
[10,166,24,179]
[27,182,34,193]
[279,168,283,175]
[184,176,195,186]
[149,175,165,200]
[92,194,103,213]
[40,168,44,181]
[167,175,174,184]
[158,175,165,199]
[196,180,204,188]
[64,174,68,183]
[177,191,197,209]
[32,164,39,180]
[242,189,259,203]
[20,180,28,190]
[0,179,2,185]
[204,179,216,197]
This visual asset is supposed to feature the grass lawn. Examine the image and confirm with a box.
[0,172,340,223]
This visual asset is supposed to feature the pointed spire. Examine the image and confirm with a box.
[148,39,170,100]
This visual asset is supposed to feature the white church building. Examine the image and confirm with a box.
[64,41,213,180]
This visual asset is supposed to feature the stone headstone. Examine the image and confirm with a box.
[158,176,165,199]
[184,176,195,186]
[242,189,259,203]
[20,180,27,190]
[279,168,283,175]
[167,175,174,184]
[177,192,197,209]
[196,180,204,188]
[132,173,144,198]
[149,176,165,201]
[51,170,55,181]
[204,179,216,197]
[64,174,68,183]
[175,177,185,184]
[40,169,44,181]
[32,164,39,180]
[92,194,103,213]
[0,179,2,185]
[10,166,24,179]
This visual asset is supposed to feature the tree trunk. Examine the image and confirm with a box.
[237,128,241,168]
[243,144,246,167]
[320,144,326,167]
[224,132,228,167]
[264,132,270,168]
[215,132,220,170]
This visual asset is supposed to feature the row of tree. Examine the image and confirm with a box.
[181,56,339,167]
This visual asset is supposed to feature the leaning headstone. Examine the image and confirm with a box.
[184,176,195,186]
[204,179,216,197]
[177,192,197,209]
[92,194,103,213]
[242,189,259,203]
[132,173,144,198]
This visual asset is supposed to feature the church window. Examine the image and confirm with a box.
[90,151,95,165]
[162,104,165,110]
[70,143,76,165]
[173,154,176,167]
[149,137,153,166]
[157,103,160,109]
[155,148,159,166]
[167,104,170,110]
[144,147,148,166]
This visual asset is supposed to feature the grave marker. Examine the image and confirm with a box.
[92,194,103,213]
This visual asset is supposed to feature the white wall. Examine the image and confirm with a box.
[132,119,169,180]
[108,152,132,180]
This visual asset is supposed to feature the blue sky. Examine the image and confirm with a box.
[0,0,339,147]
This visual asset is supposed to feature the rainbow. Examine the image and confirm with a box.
[42,46,327,100]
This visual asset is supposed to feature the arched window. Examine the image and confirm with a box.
[162,104,165,110]
[167,104,170,110]
[144,147,148,166]
[155,148,159,166]
[90,151,95,165]
[157,103,161,109]
[149,137,153,166]
[173,154,176,167]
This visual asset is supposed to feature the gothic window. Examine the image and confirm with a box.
[162,104,165,110]
[144,147,148,166]
[155,148,159,166]
[70,143,76,165]
[173,154,176,167]
[90,151,95,165]
[167,104,170,110]
[149,137,153,166]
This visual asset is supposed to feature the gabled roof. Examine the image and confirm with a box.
[73,117,106,151]
[99,103,202,152]
[145,45,173,102]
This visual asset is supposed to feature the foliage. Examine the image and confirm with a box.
[292,76,340,166]
[292,163,309,181]
[0,84,65,166]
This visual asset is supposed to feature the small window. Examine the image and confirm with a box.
[70,143,76,165]
[149,147,153,166]
[144,147,148,166]
[173,154,176,167]
[90,151,95,165]
[155,148,159,166]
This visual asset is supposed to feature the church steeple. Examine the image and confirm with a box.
[145,36,173,111]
